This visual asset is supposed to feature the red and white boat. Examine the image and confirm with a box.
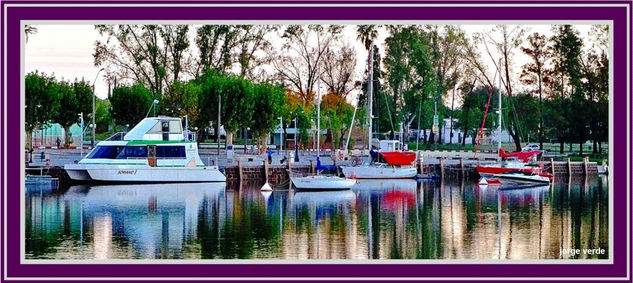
[476,148,546,177]
[341,140,418,179]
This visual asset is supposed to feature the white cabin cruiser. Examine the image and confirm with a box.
[64,117,226,182]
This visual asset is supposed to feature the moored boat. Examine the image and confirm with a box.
[290,70,355,190]
[341,141,417,179]
[64,117,226,182]
[493,171,551,185]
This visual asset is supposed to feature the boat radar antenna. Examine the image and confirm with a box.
[145,100,160,118]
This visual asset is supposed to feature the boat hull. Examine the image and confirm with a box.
[64,164,226,182]
[476,165,540,178]
[290,175,356,190]
[341,165,417,179]
[493,173,550,184]
[64,167,93,181]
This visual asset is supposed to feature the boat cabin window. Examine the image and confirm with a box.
[86,146,124,159]
[149,121,162,133]
[116,146,148,159]
[156,146,186,158]
[87,145,149,159]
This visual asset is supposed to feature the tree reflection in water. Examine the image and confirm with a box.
[25,176,608,260]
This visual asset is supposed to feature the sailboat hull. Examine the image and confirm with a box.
[341,165,417,179]
[290,175,357,190]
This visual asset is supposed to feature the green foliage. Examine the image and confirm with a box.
[55,79,92,146]
[95,99,111,132]
[109,83,153,127]
[197,71,256,140]
[250,83,286,138]
[456,86,495,145]
[25,71,60,132]
[161,80,201,126]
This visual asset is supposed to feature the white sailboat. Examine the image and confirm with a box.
[290,73,356,190]
[340,44,417,179]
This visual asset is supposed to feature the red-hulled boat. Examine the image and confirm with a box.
[476,148,547,178]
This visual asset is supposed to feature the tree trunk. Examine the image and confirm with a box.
[64,126,71,148]
[579,142,583,155]
[26,131,33,150]
[261,133,268,154]
[510,130,521,152]
[215,123,220,143]
[559,140,564,154]
[226,131,234,146]
[593,139,597,155]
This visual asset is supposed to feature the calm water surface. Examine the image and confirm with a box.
[25,177,609,260]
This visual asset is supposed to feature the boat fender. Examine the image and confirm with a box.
[260,182,272,191]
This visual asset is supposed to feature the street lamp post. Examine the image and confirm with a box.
[78,112,84,158]
[91,68,104,148]
[278,117,283,155]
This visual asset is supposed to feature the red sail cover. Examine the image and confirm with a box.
[380,152,416,165]
[499,148,541,162]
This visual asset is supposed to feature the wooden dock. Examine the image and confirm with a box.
[25,156,600,187]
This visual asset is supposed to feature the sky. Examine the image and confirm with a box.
[24,24,598,103]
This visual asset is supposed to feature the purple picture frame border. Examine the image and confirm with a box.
[2,1,630,280]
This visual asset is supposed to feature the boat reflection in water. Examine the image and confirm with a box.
[27,183,225,259]
[25,176,608,260]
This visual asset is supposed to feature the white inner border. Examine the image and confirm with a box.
[3,2,629,281]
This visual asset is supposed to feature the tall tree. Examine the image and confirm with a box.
[161,25,190,83]
[478,25,526,151]
[356,25,379,51]
[551,25,586,153]
[520,32,552,150]
[161,80,201,126]
[233,25,276,80]
[250,82,286,152]
[320,43,358,98]
[109,83,154,127]
[55,79,92,147]
[195,25,239,75]
[25,72,59,150]
[268,25,342,103]
[95,25,190,97]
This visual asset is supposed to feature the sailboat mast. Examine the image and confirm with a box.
[367,44,374,152]
[317,72,321,155]
[498,58,502,152]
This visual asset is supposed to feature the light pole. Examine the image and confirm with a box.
[91,68,104,148]
[36,104,41,147]
[78,113,84,157]
[278,117,283,155]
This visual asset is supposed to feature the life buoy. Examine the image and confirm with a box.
[338,151,344,160]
